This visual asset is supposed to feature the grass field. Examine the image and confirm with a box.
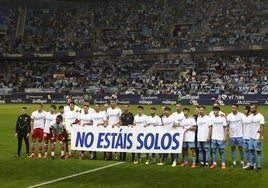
[0,104,267,188]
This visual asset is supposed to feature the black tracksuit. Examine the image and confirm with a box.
[120,112,134,161]
[16,114,31,156]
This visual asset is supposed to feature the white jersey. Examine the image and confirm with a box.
[147,115,162,126]
[181,116,196,142]
[250,113,265,139]
[91,111,107,126]
[242,114,253,139]
[134,114,148,126]
[197,115,212,142]
[211,115,227,140]
[162,115,177,128]
[79,112,93,125]
[209,110,226,118]
[227,112,244,138]
[44,112,57,133]
[31,110,46,129]
[65,110,80,133]
[81,107,95,114]
[64,105,81,113]
[107,107,122,126]
[172,111,185,125]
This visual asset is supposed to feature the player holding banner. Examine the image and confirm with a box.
[65,101,80,158]
[132,105,148,164]
[180,108,197,168]
[144,107,162,164]
[157,106,178,166]
[119,104,134,162]
[172,103,185,164]
[106,98,122,160]
[77,103,95,159]
[92,103,108,160]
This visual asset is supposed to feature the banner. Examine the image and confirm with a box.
[2,93,268,105]
[71,125,184,153]
[1,44,267,60]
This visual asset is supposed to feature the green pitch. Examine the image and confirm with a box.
[0,104,267,188]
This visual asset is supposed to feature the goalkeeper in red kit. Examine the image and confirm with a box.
[50,115,66,158]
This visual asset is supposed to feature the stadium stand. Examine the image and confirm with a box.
[0,0,267,52]
[1,54,267,95]
[0,0,267,95]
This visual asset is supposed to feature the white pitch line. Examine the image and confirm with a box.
[26,162,124,188]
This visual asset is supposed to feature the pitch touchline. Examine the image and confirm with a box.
[26,162,125,188]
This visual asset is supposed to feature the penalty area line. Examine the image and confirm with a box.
[26,162,125,188]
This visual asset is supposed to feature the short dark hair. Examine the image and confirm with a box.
[50,104,57,109]
[137,105,144,110]
[213,101,220,106]
[232,104,238,108]
[183,108,190,111]
[22,107,27,110]
[59,105,64,110]
[164,106,171,111]
[213,106,220,111]
[83,101,90,105]
[56,115,63,121]
[110,98,116,103]
[199,106,206,110]
[150,107,157,111]
[244,105,250,111]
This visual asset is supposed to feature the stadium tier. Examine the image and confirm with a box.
[0,0,267,53]
[0,0,267,97]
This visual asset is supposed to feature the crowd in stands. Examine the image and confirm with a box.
[155,55,267,95]
[0,54,267,95]
[0,0,267,95]
[0,56,153,94]
[0,0,267,53]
